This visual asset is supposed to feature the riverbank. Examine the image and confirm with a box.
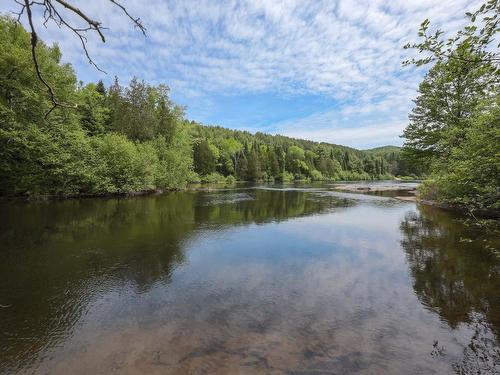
[0,178,410,200]
[332,183,418,194]
[417,199,500,219]
[332,182,499,218]
[331,181,419,201]
[3,180,498,219]
[0,188,175,201]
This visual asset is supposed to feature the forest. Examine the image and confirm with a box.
[0,15,414,197]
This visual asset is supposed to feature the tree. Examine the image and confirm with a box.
[219,137,243,176]
[106,76,123,132]
[0,17,194,196]
[286,145,305,175]
[268,148,280,177]
[403,0,499,164]
[403,0,500,209]
[246,145,261,181]
[0,16,76,125]
[78,83,109,135]
[421,97,500,209]
[402,44,497,166]
[403,0,499,68]
[95,80,106,96]
[193,140,216,175]
[235,151,248,180]
[156,93,183,145]
[109,78,175,142]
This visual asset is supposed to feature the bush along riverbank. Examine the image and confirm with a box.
[0,16,417,199]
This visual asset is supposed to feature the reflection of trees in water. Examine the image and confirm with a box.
[0,193,195,374]
[193,189,352,226]
[400,205,500,373]
[0,189,349,373]
[452,318,500,374]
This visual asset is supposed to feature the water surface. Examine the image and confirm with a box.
[1,183,499,374]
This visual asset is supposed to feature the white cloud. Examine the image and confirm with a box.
[286,122,406,149]
[272,110,406,148]
[1,0,482,147]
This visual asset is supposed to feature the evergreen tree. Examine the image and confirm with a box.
[78,83,109,135]
[193,139,216,175]
[95,80,106,96]
[246,144,261,181]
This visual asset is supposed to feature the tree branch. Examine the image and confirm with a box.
[24,0,74,117]
[53,0,106,41]
[109,0,146,35]
[13,0,147,117]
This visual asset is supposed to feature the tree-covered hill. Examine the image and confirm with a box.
[190,123,417,183]
[365,146,401,153]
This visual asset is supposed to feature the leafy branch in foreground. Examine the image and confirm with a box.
[11,0,146,117]
[402,0,500,212]
[403,0,499,68]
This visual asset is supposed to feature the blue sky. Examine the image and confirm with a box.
[3,0,480,148]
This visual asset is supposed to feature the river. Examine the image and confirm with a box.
[0,182,498,374]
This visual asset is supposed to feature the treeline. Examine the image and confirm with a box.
[0,16,412,197]
[190,124,416,183]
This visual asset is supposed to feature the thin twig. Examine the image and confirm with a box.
[14,0,146,117]
[24,0,68,117]
[109,0,146,35]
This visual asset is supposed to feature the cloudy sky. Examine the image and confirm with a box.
[3,0,480,148]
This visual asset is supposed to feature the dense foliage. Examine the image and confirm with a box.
[189,124,413,183]
[0,16,191,196]
[0,16,413,197]
[403,0,499,211]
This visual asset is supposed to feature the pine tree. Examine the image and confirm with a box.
[193,140,216,175]
[96,80,106,96]
[246,144,261,181]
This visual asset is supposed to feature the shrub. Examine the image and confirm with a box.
[93,133,151,193]
[277,171,294,182]
[310,169,323,181]
[0,123,99,195]
[200,172,227,183]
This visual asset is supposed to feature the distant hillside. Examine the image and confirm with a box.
[189,122,417,181]
[364,145,401,153]
[194,122,394,155]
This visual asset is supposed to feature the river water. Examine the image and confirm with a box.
[0,182,498,374]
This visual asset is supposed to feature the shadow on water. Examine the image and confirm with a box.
[0,184,498,374]
[400,204,500,373]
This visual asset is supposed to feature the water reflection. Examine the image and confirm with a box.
[400,205,500,373]
[0,186,498,374]
[0,189,349,374]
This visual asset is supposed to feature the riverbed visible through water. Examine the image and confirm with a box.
[0,182,499,374]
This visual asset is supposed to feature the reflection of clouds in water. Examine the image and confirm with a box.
[274,204,411,262]
[42,211,468,374]
[182,221,415,323]
[143,214,467,372]
[176,205,418,333]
